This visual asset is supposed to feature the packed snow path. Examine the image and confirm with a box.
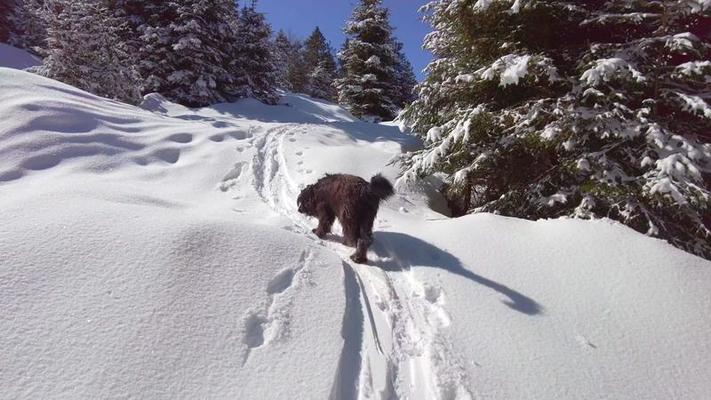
[2,63,711,400]
[247,124,476,399]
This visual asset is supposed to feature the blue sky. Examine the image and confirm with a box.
[256,0,432,80]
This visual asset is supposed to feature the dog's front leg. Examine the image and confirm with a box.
[312,204,335,238]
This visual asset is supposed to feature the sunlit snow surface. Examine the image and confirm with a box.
[1,45,711,400]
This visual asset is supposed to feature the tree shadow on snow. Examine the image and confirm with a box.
[370,231,543,316]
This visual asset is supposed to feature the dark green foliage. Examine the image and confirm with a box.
[3,0,47,53]
[36,0,141,104]
[138,0,243,106]
[303,27,337,100]
[391,40,418,108]
[0,0,15,43]
[402,0,711,259]
[336,0,400,121]
[273,30,296,90]
[233,3,279,104]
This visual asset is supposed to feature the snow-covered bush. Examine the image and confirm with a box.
[401,0,711,259]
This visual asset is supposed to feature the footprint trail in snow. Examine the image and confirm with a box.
[241,248,315,366]
[245,125,474,399]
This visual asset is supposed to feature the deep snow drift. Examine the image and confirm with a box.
[1,61,710,400]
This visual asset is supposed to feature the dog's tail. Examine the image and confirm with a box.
[369,174,394,201]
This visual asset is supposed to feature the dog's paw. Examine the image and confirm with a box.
[350,253,367,264]
[312,228,326,238]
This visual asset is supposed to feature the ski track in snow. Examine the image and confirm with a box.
[245,125,474,400]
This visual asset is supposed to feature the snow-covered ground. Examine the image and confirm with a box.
[1,47,711,400]
[0,43,41,70]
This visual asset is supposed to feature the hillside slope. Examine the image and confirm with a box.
[1,66,710,400]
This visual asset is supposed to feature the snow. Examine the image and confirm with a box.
[649,177,687,205]
[581,58,645,86]
[689,0,711,12]
[541,192,567,207]
[455,73,475,83]
[477,54,532,87]
[675,60,711,76]
[541,122,561,140]
[0,43,42,70]
[499,54,530,86]
[365,55,381,66]
[576,158,591,171]
[677,92,711,119]
[2,68,711,399]
[473,0,495,11]
[509,0,522,13]
[665,32,700,52]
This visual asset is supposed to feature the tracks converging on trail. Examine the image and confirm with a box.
[245,125,473,400]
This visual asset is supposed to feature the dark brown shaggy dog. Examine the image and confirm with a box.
[297,173,394,263]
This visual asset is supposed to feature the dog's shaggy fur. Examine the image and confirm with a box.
[297,173,394,263]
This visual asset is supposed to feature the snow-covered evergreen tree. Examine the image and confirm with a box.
[0,0,16,43]
[286,37,310,93]
[4,0,47,53]
[36,0,141,104]
[232,3,279,104]
[106,0,149,65]
[138,0,242,106]
[336,0,400,121]
[273,30,293,90]
[401,0,711,259]
[302,27,337,100]
[391,39,418,108]
[307,61,337,100]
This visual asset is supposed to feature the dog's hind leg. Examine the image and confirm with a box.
[350,222,374,264]
[340,215,359,247]
[313,204,335,238]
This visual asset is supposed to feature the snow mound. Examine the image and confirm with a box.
[0,68,251,183]
[0,43,41,70]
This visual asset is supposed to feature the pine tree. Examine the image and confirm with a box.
[336,0,400,121]
[286,37,310,93]
[391,39,418,109]
[273,30,293,90]
[106,0,149,65]
[308,61,337,100]
[232,3,279,104]
[0,0,15,43]
[302,27,337,99]
[36,0,141,104]
[401,0,711,259]
[138,0,241,107]
[5,0,47,53]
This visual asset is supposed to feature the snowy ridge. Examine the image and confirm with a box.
[2,67,711,399]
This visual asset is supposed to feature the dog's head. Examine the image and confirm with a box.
[297,184,316,215]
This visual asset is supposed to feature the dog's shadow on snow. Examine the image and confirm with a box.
[369,231,543,316]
